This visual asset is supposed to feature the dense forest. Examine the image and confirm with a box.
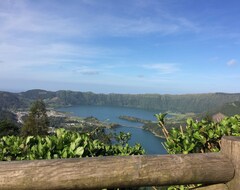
[1,89,240,114]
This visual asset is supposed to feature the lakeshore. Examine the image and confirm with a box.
[57,105,167,154]
[14,105,167,154]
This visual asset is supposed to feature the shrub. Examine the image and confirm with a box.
[0,128,144,161]
[155,113,240,189]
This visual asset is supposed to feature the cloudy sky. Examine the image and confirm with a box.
[0,0,240,94]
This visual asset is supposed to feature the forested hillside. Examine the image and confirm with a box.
[0,91,25,109]
[0,110,18,123]
[1,89,240,114]
[211,101,240,116]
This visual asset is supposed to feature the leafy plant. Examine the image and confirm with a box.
[155,114,240,189]
[0,128,144,161]
[157,114,240,154]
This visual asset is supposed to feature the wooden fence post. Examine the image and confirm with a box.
[0,153,234,189]
[221,136,240,190]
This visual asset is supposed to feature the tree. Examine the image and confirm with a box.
[0,120,19,137]
[21,100,49,137]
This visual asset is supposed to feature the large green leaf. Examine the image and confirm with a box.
[75,147,84,156]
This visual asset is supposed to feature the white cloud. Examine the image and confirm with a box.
[74,66,100,75]
[227,59,237,66]
[142,63,179,74]
[94,16,180,36]
[0,42,106,67]
[0,0,199,42]
[0,8,83,40]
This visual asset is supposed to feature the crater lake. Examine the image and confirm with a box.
[57,105,167,154]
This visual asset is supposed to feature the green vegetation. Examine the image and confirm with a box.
[1,89,240,114]
[21,100,49,137]
[64,116,118,144]
[142,122,163,137]
[0,99,144,162]
[2,90,238,140]
[0,109,18,122]
[117,112,201,138]
[29,90,240,113]
[157,114,240,154]
[1,89,240,189]
[155,113,240,189]
[1,91,238,190]
[0,110,20,137]
[0,128,144,161]
[0,120,19,137]
[211,101,240,116]
[119,115,151,124]
[0,91,24,109]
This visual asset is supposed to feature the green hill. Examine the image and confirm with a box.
[0,91,25,109]
[0,109,18,123]
[1,89,240,114]
[211,101,240,116]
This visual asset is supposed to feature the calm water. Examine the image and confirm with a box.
[57,105,167,154]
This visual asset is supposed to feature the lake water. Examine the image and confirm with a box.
[57,105,167,154]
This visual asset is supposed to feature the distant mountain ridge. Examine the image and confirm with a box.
[1,89,240,114]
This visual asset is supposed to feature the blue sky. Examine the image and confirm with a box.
[0,0,240,94]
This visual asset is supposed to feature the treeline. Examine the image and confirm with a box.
[1,89,240,113]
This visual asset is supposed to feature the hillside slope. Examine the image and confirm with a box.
[1,89,240,114]
[0,91,25,109]
[211,101,240,116]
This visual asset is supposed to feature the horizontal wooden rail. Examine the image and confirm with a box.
[0,136,239,189]
[0,153,234,190]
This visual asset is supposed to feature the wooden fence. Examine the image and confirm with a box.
[0,136,239,190]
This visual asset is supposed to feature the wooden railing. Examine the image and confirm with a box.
[0,136,239,190]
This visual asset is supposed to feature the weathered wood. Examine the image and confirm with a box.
[221,136,240,190]
[0,153,234,190]
[194,184,228,190]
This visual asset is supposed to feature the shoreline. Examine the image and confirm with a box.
[142,127,165,139]
[15,109,166,139]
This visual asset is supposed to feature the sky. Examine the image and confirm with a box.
[0,0,240,94]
